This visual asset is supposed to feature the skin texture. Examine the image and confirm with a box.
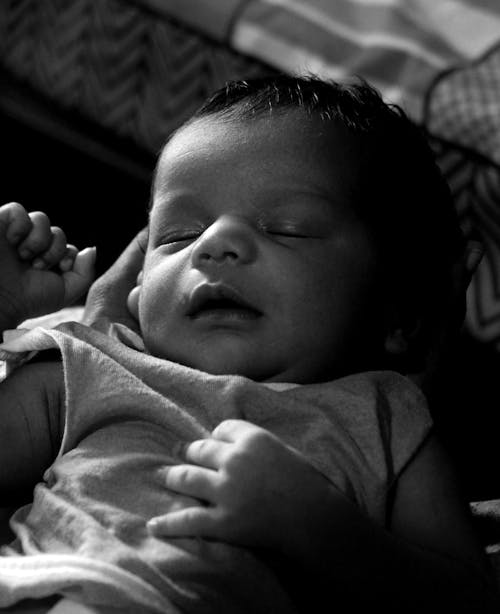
[139,112,390,383]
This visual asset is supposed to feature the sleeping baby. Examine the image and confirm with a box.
[0,75,497,613]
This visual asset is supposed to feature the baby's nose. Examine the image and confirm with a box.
[191,216,257,268]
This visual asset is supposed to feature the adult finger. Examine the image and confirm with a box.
[63,246,96,304]
[147,507,220,538]
[83,226,147,329]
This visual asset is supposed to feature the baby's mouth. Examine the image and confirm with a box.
[192,298,261,320]
[187,286,262,321]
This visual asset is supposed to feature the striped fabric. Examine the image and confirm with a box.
[230,0,500,118]
[426,43,500,165]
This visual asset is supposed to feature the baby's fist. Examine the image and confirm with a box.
[0,202,95,328]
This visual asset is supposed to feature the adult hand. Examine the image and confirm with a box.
[83,227,147,332]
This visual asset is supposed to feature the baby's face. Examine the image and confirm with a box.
[139,111,385,383]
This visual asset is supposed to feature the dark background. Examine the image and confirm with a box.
[0,72,154,279]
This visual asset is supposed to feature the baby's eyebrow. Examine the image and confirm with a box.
[153,192,206,215]
[266,191,339,214]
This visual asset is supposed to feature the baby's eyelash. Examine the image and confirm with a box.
[267,230,308,238]
[164,232,200,244]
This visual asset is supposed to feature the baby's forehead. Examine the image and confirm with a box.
[158,111,367,187]
[163,110,359,156]
[150,116,370,229]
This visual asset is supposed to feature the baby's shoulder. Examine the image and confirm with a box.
[299,370,427,410]
[300,370,432,446]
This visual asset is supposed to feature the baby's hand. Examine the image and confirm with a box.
[148,420,335,558]
[0,202,96,330]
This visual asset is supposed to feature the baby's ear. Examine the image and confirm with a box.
[384,328,408,356]
[126,270,143,321]
[384,319,427,382]
[382,299,421,357]
[384,320,421,357]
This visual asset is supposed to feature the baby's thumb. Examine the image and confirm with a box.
[63,246,97,304]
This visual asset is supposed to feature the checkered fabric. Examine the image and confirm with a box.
[426,45,500,344]
[426,44,500,165]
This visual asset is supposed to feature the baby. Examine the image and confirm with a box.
[0,75,497,613]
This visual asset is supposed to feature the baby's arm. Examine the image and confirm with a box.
[0,361,64,502]
[0,202,93,502]
[148,420,498,612]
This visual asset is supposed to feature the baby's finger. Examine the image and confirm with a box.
[58,245,79,272]
[32,226,68,270]
[17,211,52,258]
[185,438,231,469]
[160,465,219,502]
[0,202,33,244]
[62,246,96,304]
[147,507,220,538]
[212,419,263,443]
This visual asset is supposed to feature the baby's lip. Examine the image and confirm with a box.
[186,284,262,318]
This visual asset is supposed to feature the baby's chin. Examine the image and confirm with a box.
[145,342,283,381]
[179,355,277,381]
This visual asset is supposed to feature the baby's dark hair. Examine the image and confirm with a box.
[175,74,466,373]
